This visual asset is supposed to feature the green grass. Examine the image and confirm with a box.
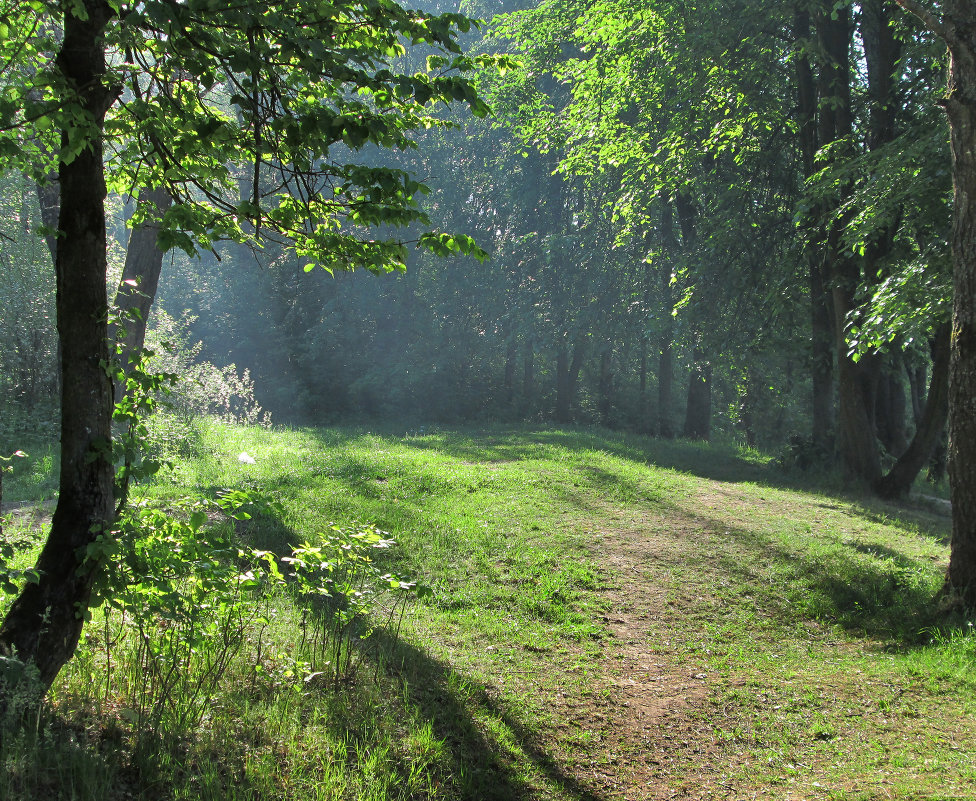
[1,420,973,800]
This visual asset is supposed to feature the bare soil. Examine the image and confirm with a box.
[534,505,740,801]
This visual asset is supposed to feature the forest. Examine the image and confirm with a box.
[1,0,976,798]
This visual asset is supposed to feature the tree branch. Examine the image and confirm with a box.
[892,0,951,43]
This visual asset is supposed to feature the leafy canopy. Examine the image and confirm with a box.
[0,0,510,271]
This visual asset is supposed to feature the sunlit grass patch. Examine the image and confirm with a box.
[1,421,973,799]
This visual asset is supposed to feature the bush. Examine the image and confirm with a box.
[145,309,270,428]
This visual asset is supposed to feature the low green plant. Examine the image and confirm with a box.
[145,310,270,429]
[0,451,39,597]
[284,524,433,688]
[72,488,430,744]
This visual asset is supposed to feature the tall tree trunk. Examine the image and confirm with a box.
[0,0,116,694]
[554,336,585,423]
[683,346,711,440]
[522,337,534,405]
[110,187,173,402]
[906,356,927,425]
[656,200,680,439]
[815,1,886,483]
[738,366,759,449]
[598,342,613,426]
[555,342,570,422]
[835,346,883,484]
[638,336,650,433]
[796,6,836,451]
[503,338,517,404]
[876,324,950,498]
[891,0,976,603]
[658,334,674,438]
[875,356,909,457]
[942,5,976,606]
[862,0,906,462]
[810,263,835,449]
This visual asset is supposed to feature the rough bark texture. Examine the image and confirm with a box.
[0,1,116,693]
[943,2,976,606]
[899,0,976,605]
[876,324,950,499]
[110,186,173,401]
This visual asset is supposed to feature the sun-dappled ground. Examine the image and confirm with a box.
[1,422,973,800]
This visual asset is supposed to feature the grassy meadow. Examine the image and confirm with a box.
[0,420,973,800]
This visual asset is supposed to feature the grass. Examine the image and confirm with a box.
[1,419,973,799]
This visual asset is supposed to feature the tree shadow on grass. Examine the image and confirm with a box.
[393,425,769,485]
[0,714,122,801]
[391,426,952,536]
[223,501,605,800]
[362,629,606,801]
[658,499,956,646]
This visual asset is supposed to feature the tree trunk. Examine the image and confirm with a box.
[110,187,173,401]
[738,367,759,449]
[893,0,976,604]
[503,338,517,403]
[875,356,909,457]
[835,348,883,484]
[810,262,835,450]
[638,336,650,433]
[522,337,534,405]
[658,335,674,438]
[906,356,927,425]
[816,1,883,481]
[876,324,950,499]
[943,5,976,606]
[555,343,570,422]
[598,343,613,426]
[683,347,711,440]
[35,179,60,267]
[0,0,116,694]
[554,336,585,424]
[656,201,680,439]
[795,6,836,451]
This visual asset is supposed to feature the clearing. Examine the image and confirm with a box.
[1,424,973,801]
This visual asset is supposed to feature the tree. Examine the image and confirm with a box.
[892,0,976,607]
[0,0,494,695]
[493,0,804,438]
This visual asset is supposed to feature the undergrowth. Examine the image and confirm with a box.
[0,423,973,800]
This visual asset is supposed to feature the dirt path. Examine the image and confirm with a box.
[542,506,734,801]
[523,484,956,801]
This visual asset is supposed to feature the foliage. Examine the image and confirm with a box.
[283,523,433,688]
[144,309,270,428]
[0,172,57,415]
[0,452,38,597]
[0,0,498,271]
[58,488,429,737]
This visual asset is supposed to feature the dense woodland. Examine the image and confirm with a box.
[2,0,976,781]
[0,1,957,462]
